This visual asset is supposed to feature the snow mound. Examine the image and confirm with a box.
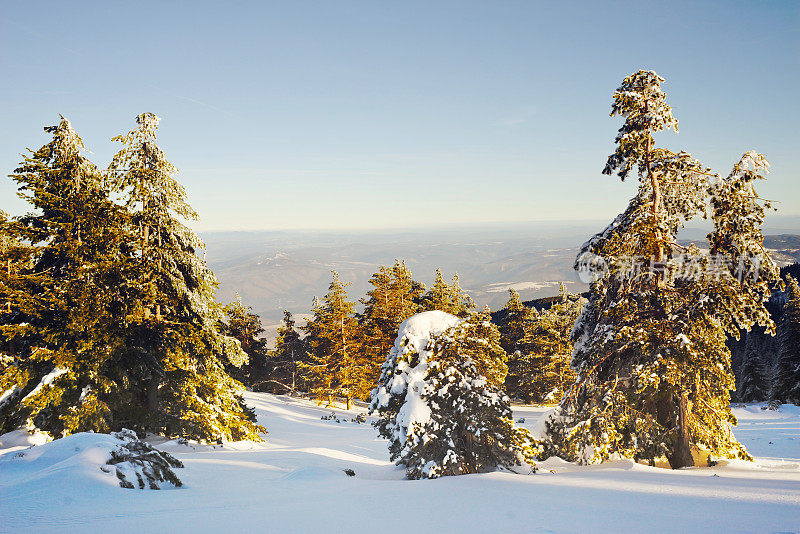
[0,429,183,491]
[530,406,558,440]
[0,428,51,449]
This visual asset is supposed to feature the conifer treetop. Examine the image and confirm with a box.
[14,117,102,207]
[108,112,196,221]
[603,70,678,181]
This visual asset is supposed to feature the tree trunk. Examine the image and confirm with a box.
[643,101,663,266]
[155,225,162,321]
[6,258,10,314]
[670,391,694,469]
[147,375,159,412]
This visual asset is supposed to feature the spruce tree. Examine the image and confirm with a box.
[498,289,537,400]
[421,269,450,312]
[359,261,423,385]
[107,113,262,441]
[543,72,780,468]
[222,293,269,388]
[736,345,769,403]
[513,285,583,404]
[448,274,476,317]
[301,271,367,409]
[264,310,307,394]
[0,210,33,358]
[0,118,136,436]
[773,275,800,404]
[371,310,531,478]
[421,269,475,317]
[451,308,508,388]
[497,289,537,354]
[371,310,509,464]
[402,350,537,479]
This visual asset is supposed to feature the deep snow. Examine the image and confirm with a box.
[1,394,798,533]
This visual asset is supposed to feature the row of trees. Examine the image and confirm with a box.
[732,271,800,404]
[0,116,263,442]
[228,261,583,411]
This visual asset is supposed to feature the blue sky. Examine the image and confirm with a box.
[1,1,797,231]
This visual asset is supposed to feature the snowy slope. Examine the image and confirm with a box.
[1,394,798,533]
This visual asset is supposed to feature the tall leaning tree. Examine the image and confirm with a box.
[542,71,780,468]
[108,113,262,441]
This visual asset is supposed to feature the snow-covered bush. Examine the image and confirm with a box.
[106,429,184,489]
[405,354,538,479]
[371,311,462,461]
[370,311,537,479]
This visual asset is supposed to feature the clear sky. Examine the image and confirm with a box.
[1,1,798,231]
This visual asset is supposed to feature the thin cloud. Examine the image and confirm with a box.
[499,106,539,127]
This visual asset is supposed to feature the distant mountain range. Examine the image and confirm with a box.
[201,222,800,340]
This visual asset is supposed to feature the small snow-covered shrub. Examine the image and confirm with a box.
[105,429,184,489]
[0,429,183,491]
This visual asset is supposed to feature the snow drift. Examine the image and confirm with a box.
[0,428,183,491]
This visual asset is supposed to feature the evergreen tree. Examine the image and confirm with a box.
[543,72,779,468]
[108,113,262,441]
[0,210,33,357]
[0,118,137,436]
[222,293,268,388]
[421,269,475,317]
[736,346,769,403]
[513,285,583,404]
[371,310,508,464]
[773,275,800,404]
[451,308,508,388]
[301,271,367,409]
[371,310,531,478]
[359,261,423,385]
[402,349,537,479]
[420,269,450,312]
[497,289,537,354]
[498,289,537,400]
[448,274,476,317]
[263,310,307,394]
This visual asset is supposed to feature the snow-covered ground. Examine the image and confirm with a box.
[1,394,798,533]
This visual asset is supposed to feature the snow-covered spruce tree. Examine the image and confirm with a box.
[0,118,138,436]
[370,310,527,478]
[108,113,262,441]
[513,285,584,404]
[263,310,307,394]
[301,271,368,409]
[420,269,476,317]
[773,275,800,404]
[542,72,780,468]
[403,343,537,479]
[359,261,424,385]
